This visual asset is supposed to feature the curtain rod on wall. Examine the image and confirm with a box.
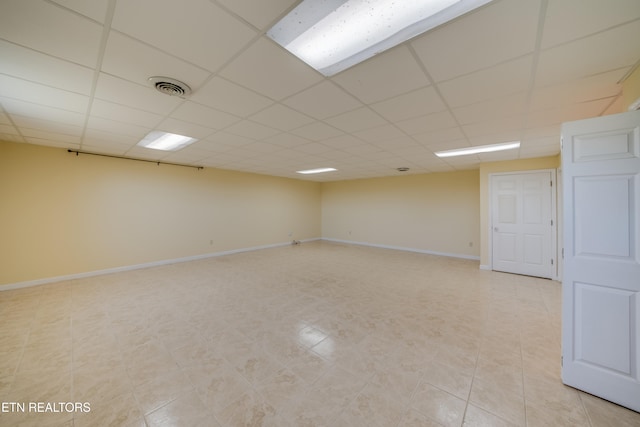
[67,149,204,170]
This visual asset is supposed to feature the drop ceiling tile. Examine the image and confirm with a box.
[262,132,310,148]
[86,116,151,138]
[24,136,80,149]
[530,69,624,111]
[0,123,20,136]
[396,111,459,135]
[242,141,284,154]
[452,92,528,125]
[82,138,134,155]
[112,0,257,72]
[0,134,25,143]
[603,96,625,115]
[11,115,83,137]
[204,131,255,147]
[332,45,429,104]
[371,87,445,122]
[0,74,88,113]
[188,77,273,118]
[525,98,612,128]
[462,115,523,138]
[249,104,315,131]
[170,101,240,130]
[294,143,334,155]
[216,0,297,30]
[319,134,368,150]
[413,127,466,146]
[536,20,640,87]
[290,122,343,141]
[220,38,323,100]
[1,98,86,127]
[124,146,168,160]
[94,73,182,115]
[372,136,421,150]
[83,128,138,149]
[0,0,102,67]
[282,81,362,120]
[354,125,406,143]
[51,0,110,23]
[522,124,561,139]
[156,118,217,139]
[467,131,522,146]
[90,99,163,128]
[20,127,80,144]
[224,120,280,140]
[542,0,640,49]
[325,107,387,133]
[412,0,540,82]
[101,32,211,91]
[0,41,94,95]
[437,56,533,108]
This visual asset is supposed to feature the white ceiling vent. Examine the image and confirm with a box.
[148,76,191,98]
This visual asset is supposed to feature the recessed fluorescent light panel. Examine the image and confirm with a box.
[296,167,337,174]
[435,141,520,157]
[137,131,198,151]
[268,0,494,76]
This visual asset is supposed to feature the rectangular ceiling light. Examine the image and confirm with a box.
[137,131,198,151]
[267,0,494,76]
[296,167,337,174]
[435,141,521,157]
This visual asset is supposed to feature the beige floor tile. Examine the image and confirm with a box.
[469,378,525,425]
[411,382,466,427]
[216,388,278,427]
[186,361,253,414]
[3,242,632,427]
[579,391,640,427]
[145,390,210,427]
[73,391,144,427]
[337,382,407,427]
[422,359,473,400]
[133,369,195,415]
[462,403,519,427]
[398,408,445,426]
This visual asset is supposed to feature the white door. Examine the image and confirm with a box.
[491,171,554,278]
[562,110,640,412]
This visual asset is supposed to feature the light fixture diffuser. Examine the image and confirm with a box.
[137,131,198,151]
[268,0,494,76]
[435,141,520,158]
[296,167,337,174]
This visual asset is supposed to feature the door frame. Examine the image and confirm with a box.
[488,169,559,279]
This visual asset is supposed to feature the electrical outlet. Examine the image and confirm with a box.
[469,242,473,247]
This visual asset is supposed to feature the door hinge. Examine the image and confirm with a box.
[551,259,554,265]
[551,219,553,226]
[562,248,564,259]
[550,180,553,187]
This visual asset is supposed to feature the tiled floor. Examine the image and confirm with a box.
[1,241,638,426]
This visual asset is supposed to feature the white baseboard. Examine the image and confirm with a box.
[321,238,481,261]
[479,264,491,271]
[0,238,321,291]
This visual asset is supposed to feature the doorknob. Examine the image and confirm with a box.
[494,227,499,232]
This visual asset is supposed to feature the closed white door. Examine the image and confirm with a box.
[562,110,640,412]
[491,171,554,278]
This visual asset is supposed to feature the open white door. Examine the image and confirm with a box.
[562,110,640,412]
[491,171,554,279]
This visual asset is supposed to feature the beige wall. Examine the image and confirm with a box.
[321,170,480,258]
[0,141,321,286]
[478,155,561,268]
